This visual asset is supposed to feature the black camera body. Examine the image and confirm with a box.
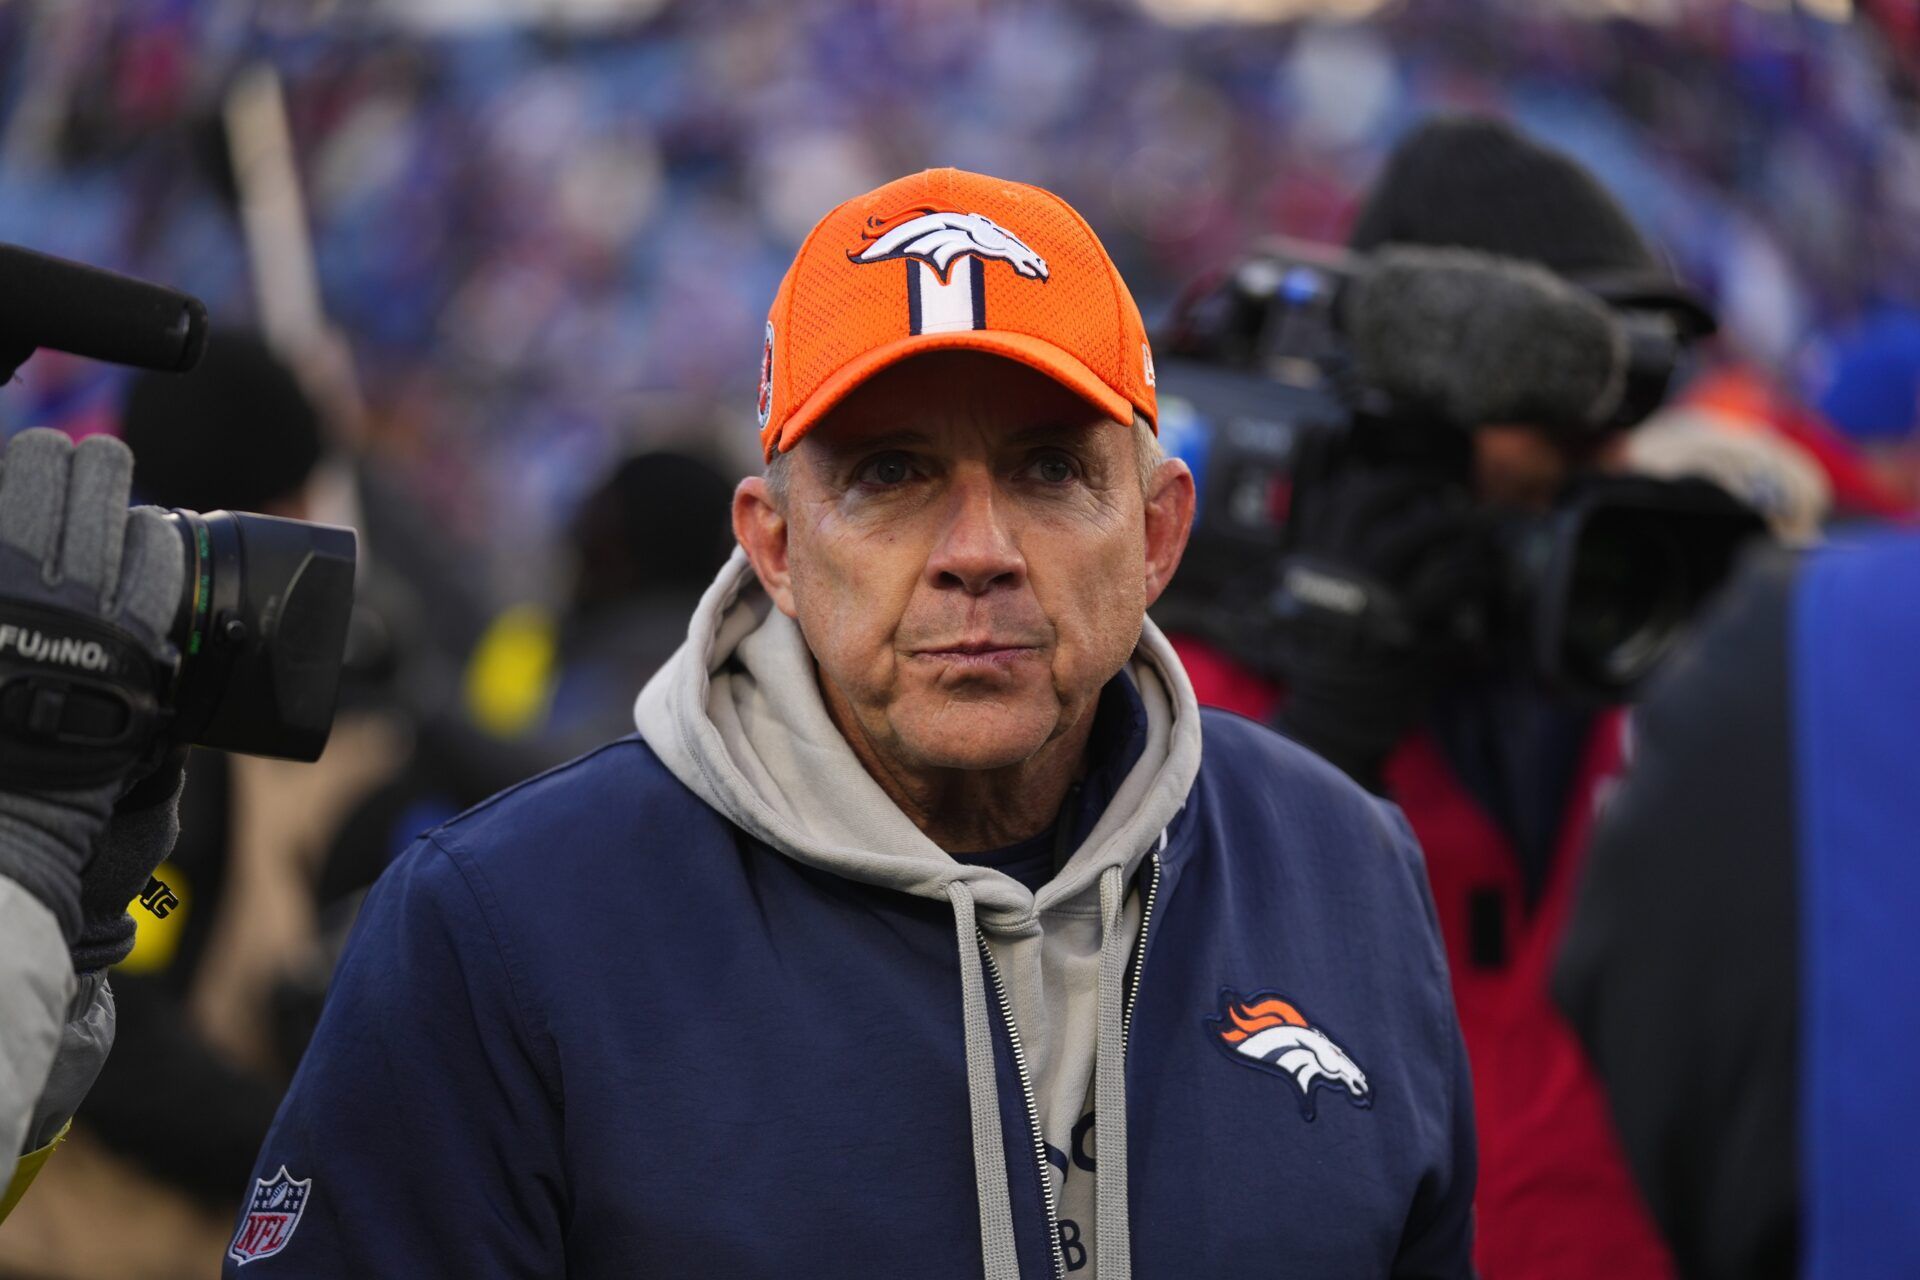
[0,511,356,788]
[1153,244,1766,703]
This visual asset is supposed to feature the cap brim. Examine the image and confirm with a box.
[1578,270,1719,339]
[771,330,1140,456]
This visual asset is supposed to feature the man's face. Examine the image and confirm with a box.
[1473,423,1577,512]
[736,351,1192,776]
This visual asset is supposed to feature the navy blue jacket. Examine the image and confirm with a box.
[226,711,1472,1276]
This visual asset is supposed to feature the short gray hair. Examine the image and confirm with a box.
[1127,413,1165,495]
[764,413,1162,509]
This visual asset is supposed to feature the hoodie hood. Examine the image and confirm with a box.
[634,548,1202,933]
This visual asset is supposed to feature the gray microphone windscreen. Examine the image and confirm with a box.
[1346,245,1626,435]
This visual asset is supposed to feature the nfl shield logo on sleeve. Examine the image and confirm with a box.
[229,1167,311,1266]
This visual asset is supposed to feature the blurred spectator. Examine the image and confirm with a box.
[121,328,325,519]
[458,444,735,754]
[1557,530,1920,1280]
[1806,306,1920,509]
[1687,362,1916,523]
[540,446,737,750]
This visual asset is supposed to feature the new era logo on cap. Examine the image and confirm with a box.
[756,168,1158,459]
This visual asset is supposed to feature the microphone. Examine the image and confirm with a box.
[1343,245,1670,437]
[0,242,209,377]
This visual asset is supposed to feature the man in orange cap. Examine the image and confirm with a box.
[229,170,1474,1279]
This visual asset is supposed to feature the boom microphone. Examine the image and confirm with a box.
[1344,245,1676,438]
[0,242,209,379]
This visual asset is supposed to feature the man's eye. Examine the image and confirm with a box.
[1027,452,1079,484]
[856,453,915,487]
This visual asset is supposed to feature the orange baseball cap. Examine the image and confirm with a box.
[756,168,1159,460]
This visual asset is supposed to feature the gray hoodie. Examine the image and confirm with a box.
[634,548,1202,1278]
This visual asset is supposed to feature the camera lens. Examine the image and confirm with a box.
[165,510,357,760]
[1563,509,1688,690]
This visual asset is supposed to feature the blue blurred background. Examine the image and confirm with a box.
[2,0,1916,598]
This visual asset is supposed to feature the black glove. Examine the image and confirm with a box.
[1270,469,1489,792]
[0,429,185,972]
[70,747,188,974]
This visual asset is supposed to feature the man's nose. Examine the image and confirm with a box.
[926,472,1025,596]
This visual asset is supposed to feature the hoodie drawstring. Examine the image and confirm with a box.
[1094,863,1134,1280]
[948,881,1024,1280]
[950,852,1154,1279]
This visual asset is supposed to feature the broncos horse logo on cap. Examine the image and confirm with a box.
[849,209,1049,283]
[847,207,1050,337]
[1205,989,1372,1119]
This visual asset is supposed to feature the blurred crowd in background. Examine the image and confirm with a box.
[1,0,1918,1276]
[4,0,1920,591]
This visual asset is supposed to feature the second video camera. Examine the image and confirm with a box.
[1153,243,1765,702]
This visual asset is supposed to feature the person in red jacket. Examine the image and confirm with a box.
[1165,116,1712,1279]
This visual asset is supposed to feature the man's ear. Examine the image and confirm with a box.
[733,475,797,618]
[1141,456,1195,609]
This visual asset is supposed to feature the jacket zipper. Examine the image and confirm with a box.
[973,847,1165,1279]
[977,932,1069,1280]
[1123,851,1163,1051]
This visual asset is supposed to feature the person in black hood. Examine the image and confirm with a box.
[1171,115,1722,1278]
[540,447,738,755]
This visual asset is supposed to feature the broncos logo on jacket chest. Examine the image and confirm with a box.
[1205,990,1372,1119]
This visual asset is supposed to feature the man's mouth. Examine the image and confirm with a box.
[911,639,1044,672]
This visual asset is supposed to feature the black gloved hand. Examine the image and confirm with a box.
[1270,469,1489,792]
[0,429,185,971]
[70,747,188,975]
